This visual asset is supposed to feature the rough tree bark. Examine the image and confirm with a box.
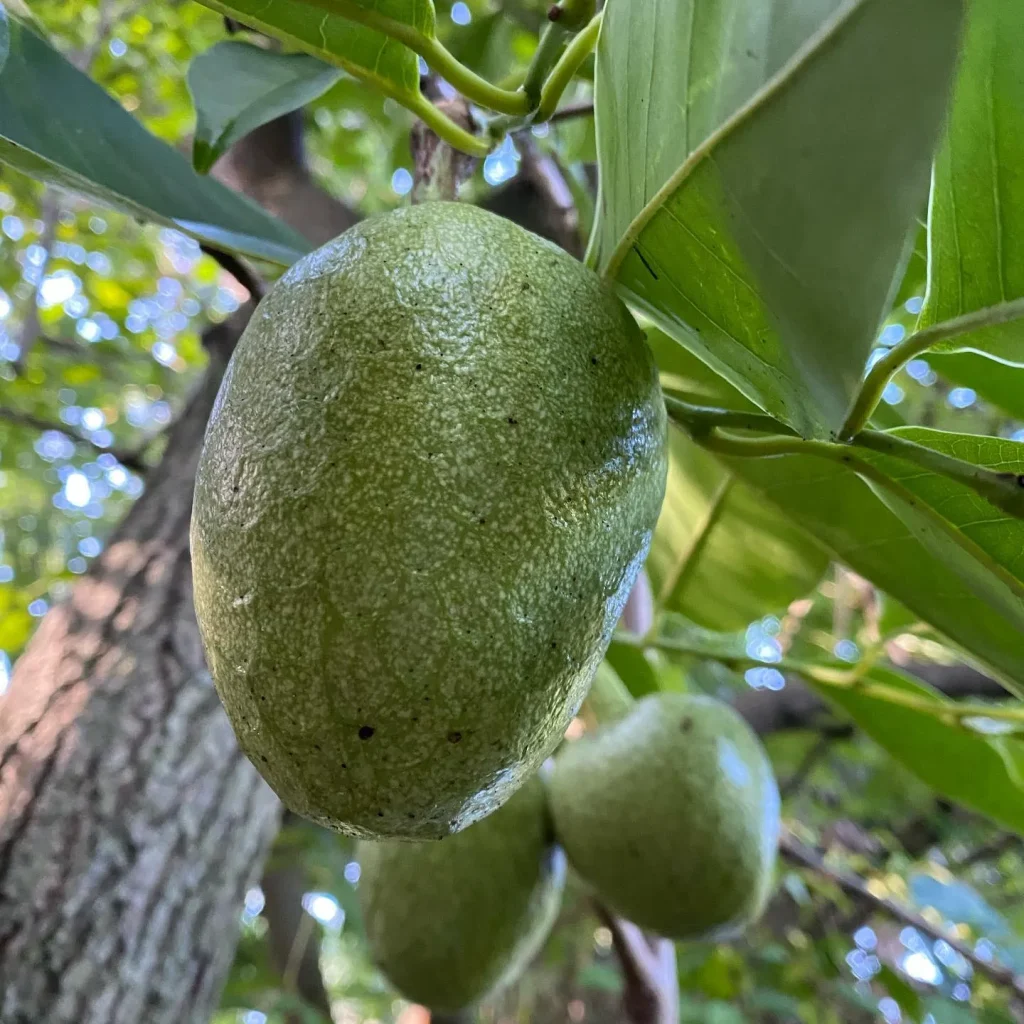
[0,309,280,1023]
[0,116,354,1023]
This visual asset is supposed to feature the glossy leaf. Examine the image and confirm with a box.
[189,40,342,173]
[920,0,1024,363]
[0,8,309,265]
[195,0,425,105]
[648,425,828,631]
[594,0,964,438]
[806,665,1024,835]
[721,429,1024,693]
[646,327,830,630]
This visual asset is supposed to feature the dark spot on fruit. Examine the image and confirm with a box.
[359,725,375,740]
[377,810,384,817]
[407,812,415,819]
[341,763,347,769]
[550,641,557,649]
[260,754,268,762]
[448,731,463,743]
[507,416,518,425]
[313,744,321,750]
[680,717,694,732]
[415,363,422,370]
[412,716,419,722]
[478,517,486,525]
[521,281,530,291]
[590,356,599,366]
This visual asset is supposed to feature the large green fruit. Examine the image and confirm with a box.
[357,774,564,1012]
[549,693,779,940]
[190,201,667,838]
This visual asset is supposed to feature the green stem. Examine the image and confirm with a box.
[806,671,1024,728]
[696,429,1024,606]
[521,17,571,109]
[839,297,1024,440]
[854,429,1024,520]
[663,393,797,437]
[409,94,489,157]
[302,0,530,115]
[535,12,601,122]
[488,7,601,141]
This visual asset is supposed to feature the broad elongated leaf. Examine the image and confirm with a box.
[807,665,1024,835]
[0,8,308,265]
[920,0,1024,362]
[594,0,964,439]
[189,41,342,173]
[648,424,828,631]
[195,0,426,108]
[721,430,1024,693]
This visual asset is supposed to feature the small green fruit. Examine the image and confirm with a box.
[549,693,780,940]
[357,775,564,1012]
[190,201,666,838]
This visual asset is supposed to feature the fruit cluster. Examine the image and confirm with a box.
[358,691,779,1011]
[190,200,781,1011]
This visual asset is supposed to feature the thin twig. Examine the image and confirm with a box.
[199,245,266,302]
[781,732,841,799]
[547,99,595,124]
[0,406,149,472]
[596,904,678,1024]
[780,830,1024,999]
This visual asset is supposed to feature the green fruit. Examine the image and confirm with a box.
[357,774,564,1012]
[549,693,779,940]
[190,201,667,838]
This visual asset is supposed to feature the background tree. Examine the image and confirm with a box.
[1,2,1024,1024]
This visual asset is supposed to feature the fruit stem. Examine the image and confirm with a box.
[838,297,1024,440]
[663,393,798,438]
[410,95,480,202]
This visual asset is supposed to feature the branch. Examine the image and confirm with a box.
[546,99,594,125]
[0,406,149,472]
[780,830,1024,999]
[597,905,678,1024]
[733,665,1008,737]
[199,245,265,303]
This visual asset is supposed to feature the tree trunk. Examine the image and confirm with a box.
[0,114,357,1022]
[0,311,281,1023]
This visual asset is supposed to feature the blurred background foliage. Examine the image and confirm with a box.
[4,2,1024,1024]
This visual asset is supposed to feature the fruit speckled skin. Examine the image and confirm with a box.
[549,693,780,940]
[357,775,564,1012]
[190,201,667,838]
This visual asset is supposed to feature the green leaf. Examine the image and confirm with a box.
[920,0,1024,363]
[806,665,1024,835]
[0,8,309,265]
[188,41,342,173]
[594,0,964,438]
[646,328,829,631]
[720,429,1024,693]
[648,424,828,631]
[929,351,1024,422]
[195,0,426,109]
